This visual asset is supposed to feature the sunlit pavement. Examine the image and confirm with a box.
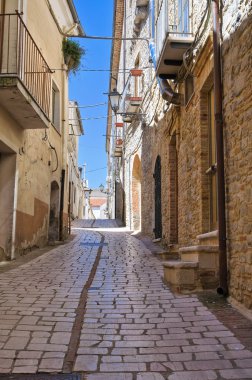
[0,219,252,379]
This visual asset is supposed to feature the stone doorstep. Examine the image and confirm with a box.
[163,260,201,291]
[163,252,219,293]
[160,251,180,260]
[197,230,218,246]
[179,245,219,269]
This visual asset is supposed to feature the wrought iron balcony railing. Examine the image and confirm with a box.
[119,73,143,122]
[155,0,194,72]
[0,13,52,120]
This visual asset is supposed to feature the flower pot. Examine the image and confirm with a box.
[116,139,123,146]
[130,69,143,77]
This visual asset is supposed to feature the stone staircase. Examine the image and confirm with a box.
[163,230,219,293]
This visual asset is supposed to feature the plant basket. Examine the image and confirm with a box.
[62,39,85,74]
[130,69,143,77]
[116,139,123,146]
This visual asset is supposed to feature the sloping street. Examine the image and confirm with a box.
[0,221,251,379]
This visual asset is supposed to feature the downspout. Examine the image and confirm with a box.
[0,0,5,71]
[128,155,132,230]
[149,0,182,106]
[59,58,68,240]
[122,0,127,225]
[11,167,19,260]
[212,0,228,296]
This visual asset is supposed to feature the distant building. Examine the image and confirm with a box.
[89,190,108,219]
[67,101,84,221]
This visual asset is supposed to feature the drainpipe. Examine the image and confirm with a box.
[149,0,182,106]
[122,0,127,225]
[11,167,19,260]
[128,155,132,230]
[212,0,228,296]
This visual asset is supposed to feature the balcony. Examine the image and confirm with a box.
[119,73,143,123]
[155,0,194,80]
[0,13,52,129]
[114,146,122,158]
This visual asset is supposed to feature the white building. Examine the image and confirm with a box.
[67,101,84,220]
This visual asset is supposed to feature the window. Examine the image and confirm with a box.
[178,0,190,34]
[52,81,60,131]
[208,87,218,229]
[134,55,140,97]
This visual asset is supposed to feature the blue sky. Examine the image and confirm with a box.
[68,0,114,189]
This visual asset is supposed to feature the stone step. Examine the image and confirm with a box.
[163,260,202,293]
[160,244,179,260]
[197,230,218,246]
[160,251,180,260]
[179,245,219,269]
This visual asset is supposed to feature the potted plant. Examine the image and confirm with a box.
[116,139,123,146]
[62,38,85,74]
[130,68,143,77]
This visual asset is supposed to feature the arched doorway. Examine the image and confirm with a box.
[169,133,178,243]
[154,155,162,239]
[132,154,142,230]
[48,181,60,241]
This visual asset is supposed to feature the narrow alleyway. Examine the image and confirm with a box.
[0,221,252,380]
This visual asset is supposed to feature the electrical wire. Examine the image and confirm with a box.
[51,66,152,73]
[69,116,108,121]
[42,131,59,173]
[68,102,107,109]
[86,167,107,173]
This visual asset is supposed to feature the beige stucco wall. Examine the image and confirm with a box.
[0,0,73,256]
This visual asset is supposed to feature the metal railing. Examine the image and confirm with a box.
[119,74,131,113]
[155,0,193,64]
[119,73,143,114]
[0,13,52,118]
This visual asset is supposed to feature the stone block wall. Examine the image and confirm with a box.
[222,5,252,309]
[110,0,252,311]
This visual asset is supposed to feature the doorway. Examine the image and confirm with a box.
[48,181,60,241]
[132,154,142,230]
[154,155,162,239]
[0,141,16,259]
[169,133,178,243]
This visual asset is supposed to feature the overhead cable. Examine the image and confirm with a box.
[69,102,107,109]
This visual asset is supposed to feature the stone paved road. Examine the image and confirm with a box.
[0,219,252,379]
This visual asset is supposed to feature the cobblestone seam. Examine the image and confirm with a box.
[62,233,105,374]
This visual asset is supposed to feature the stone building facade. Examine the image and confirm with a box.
[0,0,84,258]
[106,0,252,315]
[67,101,85,221]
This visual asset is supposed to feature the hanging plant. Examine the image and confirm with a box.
[62,38,85,74]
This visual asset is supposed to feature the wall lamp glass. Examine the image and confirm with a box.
[108,88,121,114]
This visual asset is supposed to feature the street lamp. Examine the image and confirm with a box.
[99,183,105,193]
[108,88,121,114]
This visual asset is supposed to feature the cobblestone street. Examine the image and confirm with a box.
[0,220,252,379]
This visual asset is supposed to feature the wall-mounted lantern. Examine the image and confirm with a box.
[108,88,121,114]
